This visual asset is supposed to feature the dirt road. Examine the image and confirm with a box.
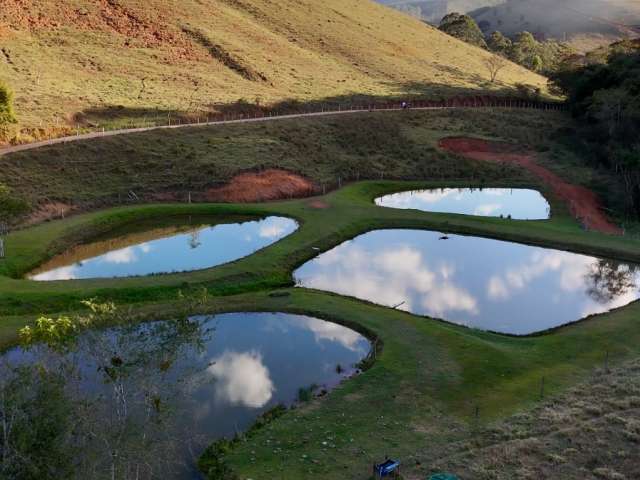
[439,137,622,235]
[0,99,560,157]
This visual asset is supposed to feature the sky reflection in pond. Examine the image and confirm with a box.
[294,230,640,335]
[2,312,369,479]
[375,188,550,219]
[29,216,298,281]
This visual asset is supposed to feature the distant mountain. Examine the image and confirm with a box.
[0,0,546,136]
[470,0,640,52]
[376,1,502,24]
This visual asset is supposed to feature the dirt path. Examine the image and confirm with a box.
[0,109,415,157]
[0,99,561,157]
[439,137,622,235]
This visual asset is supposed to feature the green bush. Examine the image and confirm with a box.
[0,183,29,223]
[0,80,17,125]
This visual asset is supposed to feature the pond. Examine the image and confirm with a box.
[28,215,298,281]
[294,230,640,335]
[1,312,370,479]
[375,188,550,219]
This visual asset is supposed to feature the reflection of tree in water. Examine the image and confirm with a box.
[585,259,639,304]
[188,230,202,250]
[1,310,214,480]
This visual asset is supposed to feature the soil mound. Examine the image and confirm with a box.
[205,169,316,203]
[439,137,622,235]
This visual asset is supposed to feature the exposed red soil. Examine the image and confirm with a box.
[307,200,330,209]
[0,0,202,61]
[439,137,622,235]
[204,169,317,203]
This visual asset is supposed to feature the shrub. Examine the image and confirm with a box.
[0,183,29,224]
[0,80,16,125]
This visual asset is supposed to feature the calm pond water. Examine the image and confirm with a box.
[1,312,369,479]
[29,216,298,281]
[375,188,550,219]
[294,230,640,335]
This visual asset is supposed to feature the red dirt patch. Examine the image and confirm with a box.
[204,169,316,203]
[0,0,202,61]
[439,137,622,235]
[307,200,330,209]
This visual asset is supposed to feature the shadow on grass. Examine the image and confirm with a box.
[71,81,550,128]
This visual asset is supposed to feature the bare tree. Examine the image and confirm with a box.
[484,55,508,84]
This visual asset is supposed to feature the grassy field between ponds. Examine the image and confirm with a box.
[5,284,638,479]
[2,107,640,479]
[1,180,640,478]
[199,289,640,480]
[1,180,639,321]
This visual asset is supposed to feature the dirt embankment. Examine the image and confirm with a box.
[18,169,315,228]
[439,137,622,235]
[205,169,316,203]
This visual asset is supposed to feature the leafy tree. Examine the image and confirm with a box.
[509,31,538,68]
[0,80,16,125]
[494,31,572,74]
[6,295,215,479]
[549,43,640,217]
[531,54,543,72]
[0,366,74,480]
[439,13,487,49]
[487,31,512,56]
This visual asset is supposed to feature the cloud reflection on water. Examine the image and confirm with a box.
[295,230,640,334]
[300,241,479,318]
[375,188,550,220]
[208,351,274,408]
[29,216,298,281]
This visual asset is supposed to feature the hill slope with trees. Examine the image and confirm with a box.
[470,0,640,52]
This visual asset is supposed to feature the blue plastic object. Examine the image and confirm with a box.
[374,459,400,477]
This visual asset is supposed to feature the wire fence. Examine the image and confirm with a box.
[0,95,566,157]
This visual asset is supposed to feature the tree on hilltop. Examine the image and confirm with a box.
[439,13,487,49]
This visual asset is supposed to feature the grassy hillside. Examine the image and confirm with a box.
[0,109,585,224]
[0,0,547,142]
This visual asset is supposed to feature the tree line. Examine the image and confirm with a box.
[439,13,573,75]
[438,13,640,220]
[550,40,640,220]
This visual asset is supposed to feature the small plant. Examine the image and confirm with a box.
[19,299,117,351]
[0,80,17,125]
[297,384,318,403]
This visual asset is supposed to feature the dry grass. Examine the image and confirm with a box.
[426,358,640,480]
[0,0,547,141]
